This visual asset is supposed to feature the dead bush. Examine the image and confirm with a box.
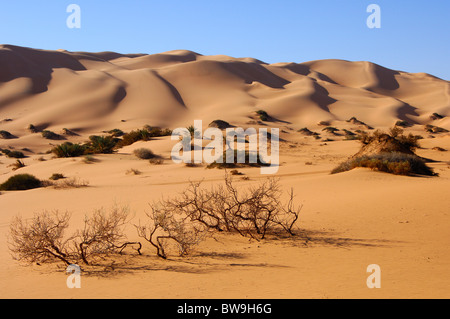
[8,207,141,267]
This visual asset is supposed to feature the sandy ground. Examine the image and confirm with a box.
[0,46,449,299]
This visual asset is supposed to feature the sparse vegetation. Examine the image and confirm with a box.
[8,207,141,266]
[41,130,63,140]
[430,112,444,120]
[2,149,26,158]
[0,174,42,191]
[51,177,89,189]
[207,150,270,169]
[49,173,65,181]
[28,124,38,133]
[85,135,118,154]
[395,120,411,128]
[136,173,302,258]
[322,127,339,134]
[126,168,141,175]
[332,127,435,176]
[133,148,156,159]
[149,158,164,165]
[424,124,449,134]
[0,130,15,139]
[10,160,26,171]
[331,153,436,176]
[256,110,270,121]
[51,142,86,158]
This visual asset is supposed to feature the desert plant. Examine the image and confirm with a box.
[10,160,25,171]
[206,150,270,169]
[154,173,301,240]
[52,177,89,189]
[331,152,436,176]
[126,168,141,175]
[256,110,270,121]
[41,130,62,140]
[0,130,15,139]
[74,206,140,265]
[149,158,164,165]
[8,211,73,265]
[136,206,206,259]
[133,148,156,159]
[8,207,141,267]
[86,135,118,154]
[4,150,26,158]
[51,142,86,158]
[49,173,65,181]
[28,124,38,133]
[83,155,98,164]
[0,174,42,191]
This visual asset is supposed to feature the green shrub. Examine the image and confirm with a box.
[52,143,86,158]
[86,135,118,154]
[0,174,42,191]
[256,110,269,121]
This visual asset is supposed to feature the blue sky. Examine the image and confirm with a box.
[0,0,449,79]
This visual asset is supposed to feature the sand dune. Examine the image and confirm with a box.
[1,45,448,135]
[0,45,449,299]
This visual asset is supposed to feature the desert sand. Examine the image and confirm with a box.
[0,45,449,299]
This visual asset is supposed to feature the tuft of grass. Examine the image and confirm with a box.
[331,153,436,176]
[51,177,89,189]
[0,174,42,191]
[10,160,26,171]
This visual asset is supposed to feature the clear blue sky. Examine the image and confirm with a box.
[0,0,449,79]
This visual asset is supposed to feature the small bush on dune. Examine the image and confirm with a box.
[0,130,15,139]
[2,149,26,158]
[0,174,42,191]
[41,130,63,140]
[51,142,86,158]
[256,110,270,121]
[331,153,436,176]
[133,148,156,159]
[85,135,118,154]
[116,127,171,148]
[49,173,65,181]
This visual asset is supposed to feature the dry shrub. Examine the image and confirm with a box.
[136,173,301,259]
[52,177,89,189]
[8,207,141,267]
